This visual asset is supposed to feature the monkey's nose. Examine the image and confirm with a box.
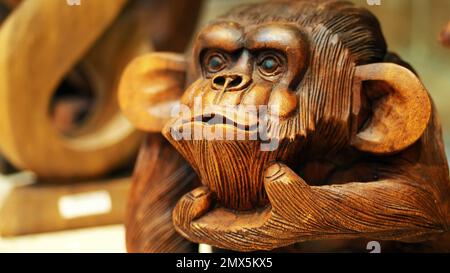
[212,74,251,91]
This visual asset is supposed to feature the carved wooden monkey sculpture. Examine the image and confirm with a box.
[120,0,450,252]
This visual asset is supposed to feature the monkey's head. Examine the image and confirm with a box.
[119,0,431,211]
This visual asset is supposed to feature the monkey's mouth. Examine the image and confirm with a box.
[166,106,263,140]
[189,113,259,132]
[177,113,259,139]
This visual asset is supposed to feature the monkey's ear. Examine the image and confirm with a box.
[119,52,186,132]
[351,63,431,155]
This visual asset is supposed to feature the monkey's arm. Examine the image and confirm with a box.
[126,134,198,253]
[173,163,448,252]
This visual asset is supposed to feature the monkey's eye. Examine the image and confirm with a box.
[258,54,283,77]
[204,52,227,73]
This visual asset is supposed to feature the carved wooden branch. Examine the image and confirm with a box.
[0,0,203,180]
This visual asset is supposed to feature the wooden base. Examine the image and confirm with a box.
[0,173,130,237]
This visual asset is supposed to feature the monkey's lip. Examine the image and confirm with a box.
[186,114,259,132]
[176,107,260,133]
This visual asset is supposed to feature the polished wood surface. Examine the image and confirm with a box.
[0,0,139,179]
[0,0,203,237]
[125,134,197,252]
[0,0,203,180]
[121,0,450,252]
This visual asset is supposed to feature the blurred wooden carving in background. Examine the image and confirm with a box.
[0,0,202,180]
[0,0,202,236]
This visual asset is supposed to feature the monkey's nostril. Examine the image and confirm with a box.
[229,76,242,88]
[212,74,249,91]
[213,76,226,87]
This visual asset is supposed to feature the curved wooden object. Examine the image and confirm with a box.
[0,0,203,244]
[351,63,431,154]
[0,0,141,179]
[0,0,203,179]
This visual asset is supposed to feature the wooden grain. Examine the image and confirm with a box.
[122,0,450,252]
[0,0,202,180]
[125,134,198,253]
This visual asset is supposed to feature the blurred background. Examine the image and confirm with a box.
[0,0,449,252]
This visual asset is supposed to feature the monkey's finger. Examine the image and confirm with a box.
[264,162,312,213]
[172,186,213,236]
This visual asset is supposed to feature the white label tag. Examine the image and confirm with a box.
[58,191,112,219]
[198,244,213,253]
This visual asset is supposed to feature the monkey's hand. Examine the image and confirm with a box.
[172,163,318,251]
[172,186,214,242]
[173,162,445,252]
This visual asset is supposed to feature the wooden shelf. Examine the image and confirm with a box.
[0,172,130,237]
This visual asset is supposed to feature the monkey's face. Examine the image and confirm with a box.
[182,21,309,120]
[161,22,310,210]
